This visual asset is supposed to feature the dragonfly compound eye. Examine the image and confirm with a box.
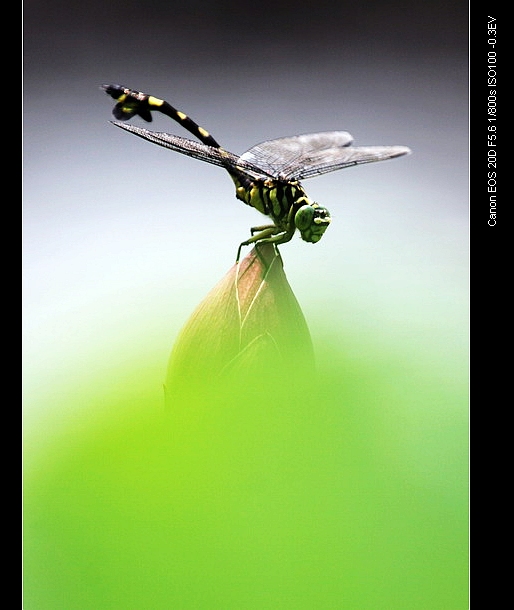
[295,205,332,243]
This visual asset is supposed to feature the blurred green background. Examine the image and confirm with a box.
[23,335,468,609]
[23,1,468,607]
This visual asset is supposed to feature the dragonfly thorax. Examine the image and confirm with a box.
[233,175,331,243]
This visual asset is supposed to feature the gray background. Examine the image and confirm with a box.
[24,0,468,411]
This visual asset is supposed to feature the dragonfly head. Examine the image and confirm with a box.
[295,203,331,243]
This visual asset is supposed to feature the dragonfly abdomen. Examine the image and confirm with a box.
[102,84,221,149]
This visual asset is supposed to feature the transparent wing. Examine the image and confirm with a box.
[239,131,354,179]
[111,122,272,180]
[288,145,411,180]
[113,122,411,182]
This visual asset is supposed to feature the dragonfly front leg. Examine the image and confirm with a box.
[236,224,295,262]
[237,226,279,262]
[250,224,277,236]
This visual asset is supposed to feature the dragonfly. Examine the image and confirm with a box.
[102,84,411,261]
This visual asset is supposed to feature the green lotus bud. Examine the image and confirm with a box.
[164,244,314,407]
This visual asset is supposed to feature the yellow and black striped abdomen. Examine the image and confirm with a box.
[102,85,221,148]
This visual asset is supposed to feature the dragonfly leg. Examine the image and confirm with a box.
[236,226,295,262]
[236,227,278,262]
[250,224,276,236]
